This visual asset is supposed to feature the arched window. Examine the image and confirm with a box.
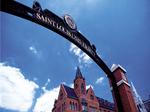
[70,102,72,110]
[75,84,78,88]
[61,103,63,112]
[61,102,66,112]
[64,102,66,110]
[81,83,84,93]
[73,102,75,110]
[70,101,75,110]
[75,103,78,111]
[90,95,94,100]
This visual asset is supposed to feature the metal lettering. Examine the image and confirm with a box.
[47,17,53,25]
[36,13,42,20]
[35,13,95,57]
[66,30,72,37]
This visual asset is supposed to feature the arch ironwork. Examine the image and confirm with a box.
[0,0,124,111]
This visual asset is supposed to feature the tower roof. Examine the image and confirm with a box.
[76,66,84,78]
[74,66,85,82]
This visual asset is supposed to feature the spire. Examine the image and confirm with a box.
[75,66,83,79]
[131,82,147,112]
[131,82,139,98]
[74,66,85,82]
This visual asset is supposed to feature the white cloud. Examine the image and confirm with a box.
[34,82,69,112]
[29,46,42,58]
[0,63,39,112]
[33,77,38,81]
[69,83,94,90]
[29,46,38,54]
[42,78,51,92]
[44,78,51,87]
[33,82,94,112]
[95,77,104,84]
[69,83,74,88]
[33,86,60,112]
[45,0,101,17]
[69,43,92,66]
[86,84,94,90]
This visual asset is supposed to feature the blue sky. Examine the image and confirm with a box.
[0,0,150,111]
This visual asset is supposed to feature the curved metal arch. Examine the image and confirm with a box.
[0,0,123,111]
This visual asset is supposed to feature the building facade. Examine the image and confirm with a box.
[143,95,150,112]
[131,82,147,112]
[52,67,114,112]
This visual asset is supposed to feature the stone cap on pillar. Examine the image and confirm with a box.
[111,64,127,73]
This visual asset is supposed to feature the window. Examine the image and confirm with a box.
[70,101,75,110]
[75,84,78,88]
[70,102,72,110]
[82,105,88,111]
[75,103,78,111]
[59,92,63,100]
[89,106,97,112]
[73,102,75,110]
[90,95,94,100]
[81,83,85,93]
[64,102,66,110]
[61,102,66,112]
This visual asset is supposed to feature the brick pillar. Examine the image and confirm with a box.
[109,64,138,112]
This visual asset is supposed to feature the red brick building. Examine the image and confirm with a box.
[52,67,115,112]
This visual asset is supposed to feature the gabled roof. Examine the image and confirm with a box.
[97,97,115,110]
[62,84,114,110]
[63,84,78,100]
[86,86,93,93]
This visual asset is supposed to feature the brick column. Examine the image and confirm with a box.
[109,64,138,112]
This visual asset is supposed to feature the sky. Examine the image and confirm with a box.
[0,0,150,112]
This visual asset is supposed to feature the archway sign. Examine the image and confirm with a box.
[0,0,123,111]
